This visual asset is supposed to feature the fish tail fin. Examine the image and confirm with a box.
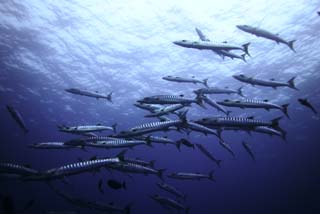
[111,123,117,133]
[209,170,215,181]
[123,182,127,190]
[149,160,156,168]
[146,139,153,148]
[116,149,127,161]
[157,169,166,180]
[241,54,247,62]
[288,40,296,52]
[203,78,209,88]
[271,116,283,128]
[195,94,206,109]
[237,86,244,97]
[216,160,222,168]
[177,110,188,123]
[281,104,290,119]
[242,42,251,56]
[288,76,298,90]
[107,91,113,103]
[176,140,181,151]
[124,203,133,214]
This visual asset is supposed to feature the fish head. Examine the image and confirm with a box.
[232,74,247,81]
[173,40,193,47]
[236,25,252,32]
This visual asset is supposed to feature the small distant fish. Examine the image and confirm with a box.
[168,171,215,181]
[107,179,126,190]
[196,144,222,167]
[23,199,35,211]
[162,75,209,87]
[242,141,255,161]
[98,179,104,194]
[176,138,195,149]
[318,11,320,16]
[58,124,117,134]
[6,105,29,133]
[150,194,189,213]
[65,88,113,102]
[1,195,14,214]
[157,182,186,200]
[298,98,317,114]
[202,95,230,115]
[218,140,235,157]
[194,86,244,97]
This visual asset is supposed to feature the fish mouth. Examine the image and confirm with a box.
[173,41,180,45]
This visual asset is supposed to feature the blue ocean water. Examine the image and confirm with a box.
[1,0,320,213]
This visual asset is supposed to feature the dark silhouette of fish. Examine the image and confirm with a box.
[6,105,29,133]
[242,141,255,161]
[298,98,317,114]
[1,195,14,214]
[107,179,126,190]
[98,179,104,194]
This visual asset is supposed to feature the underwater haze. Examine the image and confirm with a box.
[1,0,320,213]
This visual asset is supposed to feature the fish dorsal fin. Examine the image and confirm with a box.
[164,136,168,138]
[222,41,228,43]
[90,156,97,160]
[224,99,229,102]
[96,91,99,93]
[264,99,269,102]
[179,94,184,97]
[270,78,275,81]
[247,116,254,119]
[225,86,229,88]
[235,101,240,103]
[192,76,195,78]
[24,164,31,168]
[109,202,114,205]
[96,123,101,126]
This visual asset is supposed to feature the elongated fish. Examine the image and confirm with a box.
[185,121,219,137]
[233,74,298,90]
[236,25,296,52]
[24,157,120,180]
[0,163,39,178]
[162,75,209,87]
[253,126,286,140]
[202,95,230,115]
[242,141,255,161]
[134,135,178,147]
[133,103,162,112]
[196,116,283,130]
[194,86,244,97]
[58,123,117,133]
[298,98,317,114]
[28,142,84,150]
[137,94,205,108]
[218,99,289,118]
[196,144,222,167]
[144,104,188,117]
[150,194,189,214]
[168,171,214,181]
[6,105,29,133]
[49,184,131,214]
[109,162,165,179]
[81,139,151,149]
[157,182,186,199]
[218,140,235,157]
[65,88,113,102]
[173,40,250,56]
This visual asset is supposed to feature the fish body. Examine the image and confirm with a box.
[0,163,39,177]
[202,95,230,115]
[107,179,126,190]
[242,141,255,161]
[298,98,317,114]
[145,104,188,117]
[150,194,189,213]
[83,139,150,149]
[162,76,209,87]
[137,94,204,108]
[194,86,244,97]
[134,103,162,112]
[196,144,222,167]
[28,142,83,149]
[157,182,186,199]
[6,105,29,133]
[218,99,289,117]
[236,25,296,52]
[58,124,116,133]
[65,88,113,102]
[218,140,235,157]
[168,171,214,181]
[173,40,250,55]
[233,74,298,90]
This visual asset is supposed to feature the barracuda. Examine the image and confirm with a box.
[157,182,186,199]
[109,162,165,179]
[217,99,289,118]
[150,194,189,214]
[58,124,117,134]
[233,74,298,90]
[82,139,151,149]
[144,104,189,117]
[162,75,209,87]
[137,94,205,108]
[173,40,250,56]
[65,88,113,102]
[168,171,215,181]
[28,142,84,150]
[194,86,244,97]
[195,116,283,129]
[0,163,39,177]
[6,105,29,133]
[133,103,163,112]
[196,144,222,167]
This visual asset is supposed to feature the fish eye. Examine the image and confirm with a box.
[182,40,186,42]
